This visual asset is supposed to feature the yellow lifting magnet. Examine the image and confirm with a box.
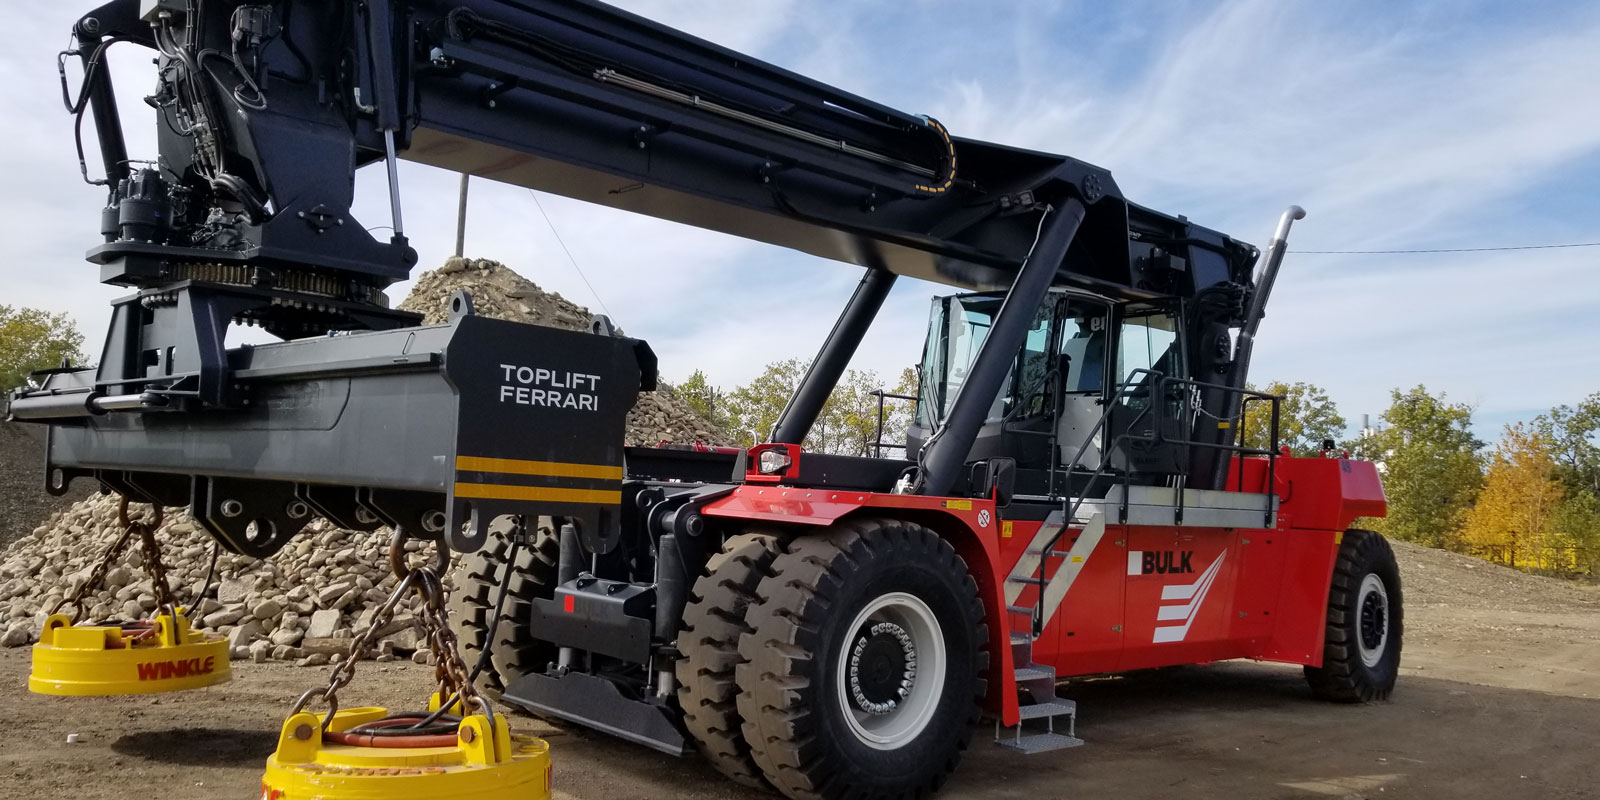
[261,705,551,800]
[29,610,231,696]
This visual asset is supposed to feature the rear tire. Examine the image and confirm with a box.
[448,518,560,693]
[1305,529,1403,702]
[676,531,785,789]
[737,518,987,800]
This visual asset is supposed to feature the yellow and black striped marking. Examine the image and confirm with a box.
[452,455,622,505]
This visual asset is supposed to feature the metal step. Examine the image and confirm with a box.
[1006,604,1033,616]
[1008,575,1046,586]
[996,731,1085,754]
[1013,665,1054,682]
[1009,632,1032,646]
[1025,547,1074,557]
[1017,699,1076,720]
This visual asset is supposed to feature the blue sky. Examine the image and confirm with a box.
[2,0,1597,442]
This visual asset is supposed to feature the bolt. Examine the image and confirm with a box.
[355,507,378,525]
[285,500,310,520]
[460,727,476,744]
[219,499,244,518]
[81,17,100,34]
[421,510,447,533]
[293,723,314,740]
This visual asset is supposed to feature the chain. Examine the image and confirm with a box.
[131,504,177,612]
[49,497,164,621]
[290,528,493,734]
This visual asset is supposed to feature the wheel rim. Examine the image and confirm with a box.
[1356,573,1390,668]
[835,591,947,750]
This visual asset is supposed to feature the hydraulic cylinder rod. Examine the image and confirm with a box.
[917,198,1087,497]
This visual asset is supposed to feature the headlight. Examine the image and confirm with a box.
[757,448,793,474]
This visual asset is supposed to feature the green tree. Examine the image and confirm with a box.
[0,306,85,393]
[678,369,725,428]
[1240,381,1348,456]
[724,359,809,449]
[721,360,921,455]
[1536,393,1600,496]
[1550,490,1600,575]
[1367,385,1483,550]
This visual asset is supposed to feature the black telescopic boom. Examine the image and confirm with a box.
[771,267,898,445]
[917,198,1087,497]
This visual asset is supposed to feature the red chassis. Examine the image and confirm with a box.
[701,453,1386,727]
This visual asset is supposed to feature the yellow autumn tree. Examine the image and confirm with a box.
[1459,423,1569,570]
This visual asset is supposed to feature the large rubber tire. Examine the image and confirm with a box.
[737,519,988,800]
[1305,528,1403,702]
[448,518,560,692]
[676,531,786,789]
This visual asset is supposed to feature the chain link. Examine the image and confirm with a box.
[50,497,165,621]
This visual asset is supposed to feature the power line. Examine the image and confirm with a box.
[1291,241,1600,255]
[527,189,614,320]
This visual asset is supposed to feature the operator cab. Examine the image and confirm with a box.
[907,289,1194,500]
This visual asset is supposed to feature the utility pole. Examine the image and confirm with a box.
[454,173,470,257]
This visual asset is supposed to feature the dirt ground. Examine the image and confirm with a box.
[1,542,1596,800]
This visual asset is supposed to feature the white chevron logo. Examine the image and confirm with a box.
[1151,551,1225,643]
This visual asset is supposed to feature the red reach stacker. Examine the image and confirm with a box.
[11,1,1400,797]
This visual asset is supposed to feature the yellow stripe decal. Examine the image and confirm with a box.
[454,482,621,505]
[455,455,623,481]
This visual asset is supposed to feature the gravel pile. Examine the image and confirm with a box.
[0,493,436,664]
[0,256,728,658]
[400,256,731,447]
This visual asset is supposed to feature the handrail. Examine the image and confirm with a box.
[870,390,918,459]
[1029,371,1282,636]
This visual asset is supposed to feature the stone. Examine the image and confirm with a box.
[374,614,415,639]
[297,653,331,667]
[249,639,273,663]
[1,623,32,647]
[411,650,431,665]
[227,621,264,649]
[315,582,354,608]
[270,628,305,647]
[230,645,249,660]
[286,585,311,602]
[382,626,421,652]
[203,607,245,628]
[216,577,252,604]
[305,609,341,640]
[271,645,301,660]
[299,637,353,657]
[122,599,146,620]
[250,598,283,620]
